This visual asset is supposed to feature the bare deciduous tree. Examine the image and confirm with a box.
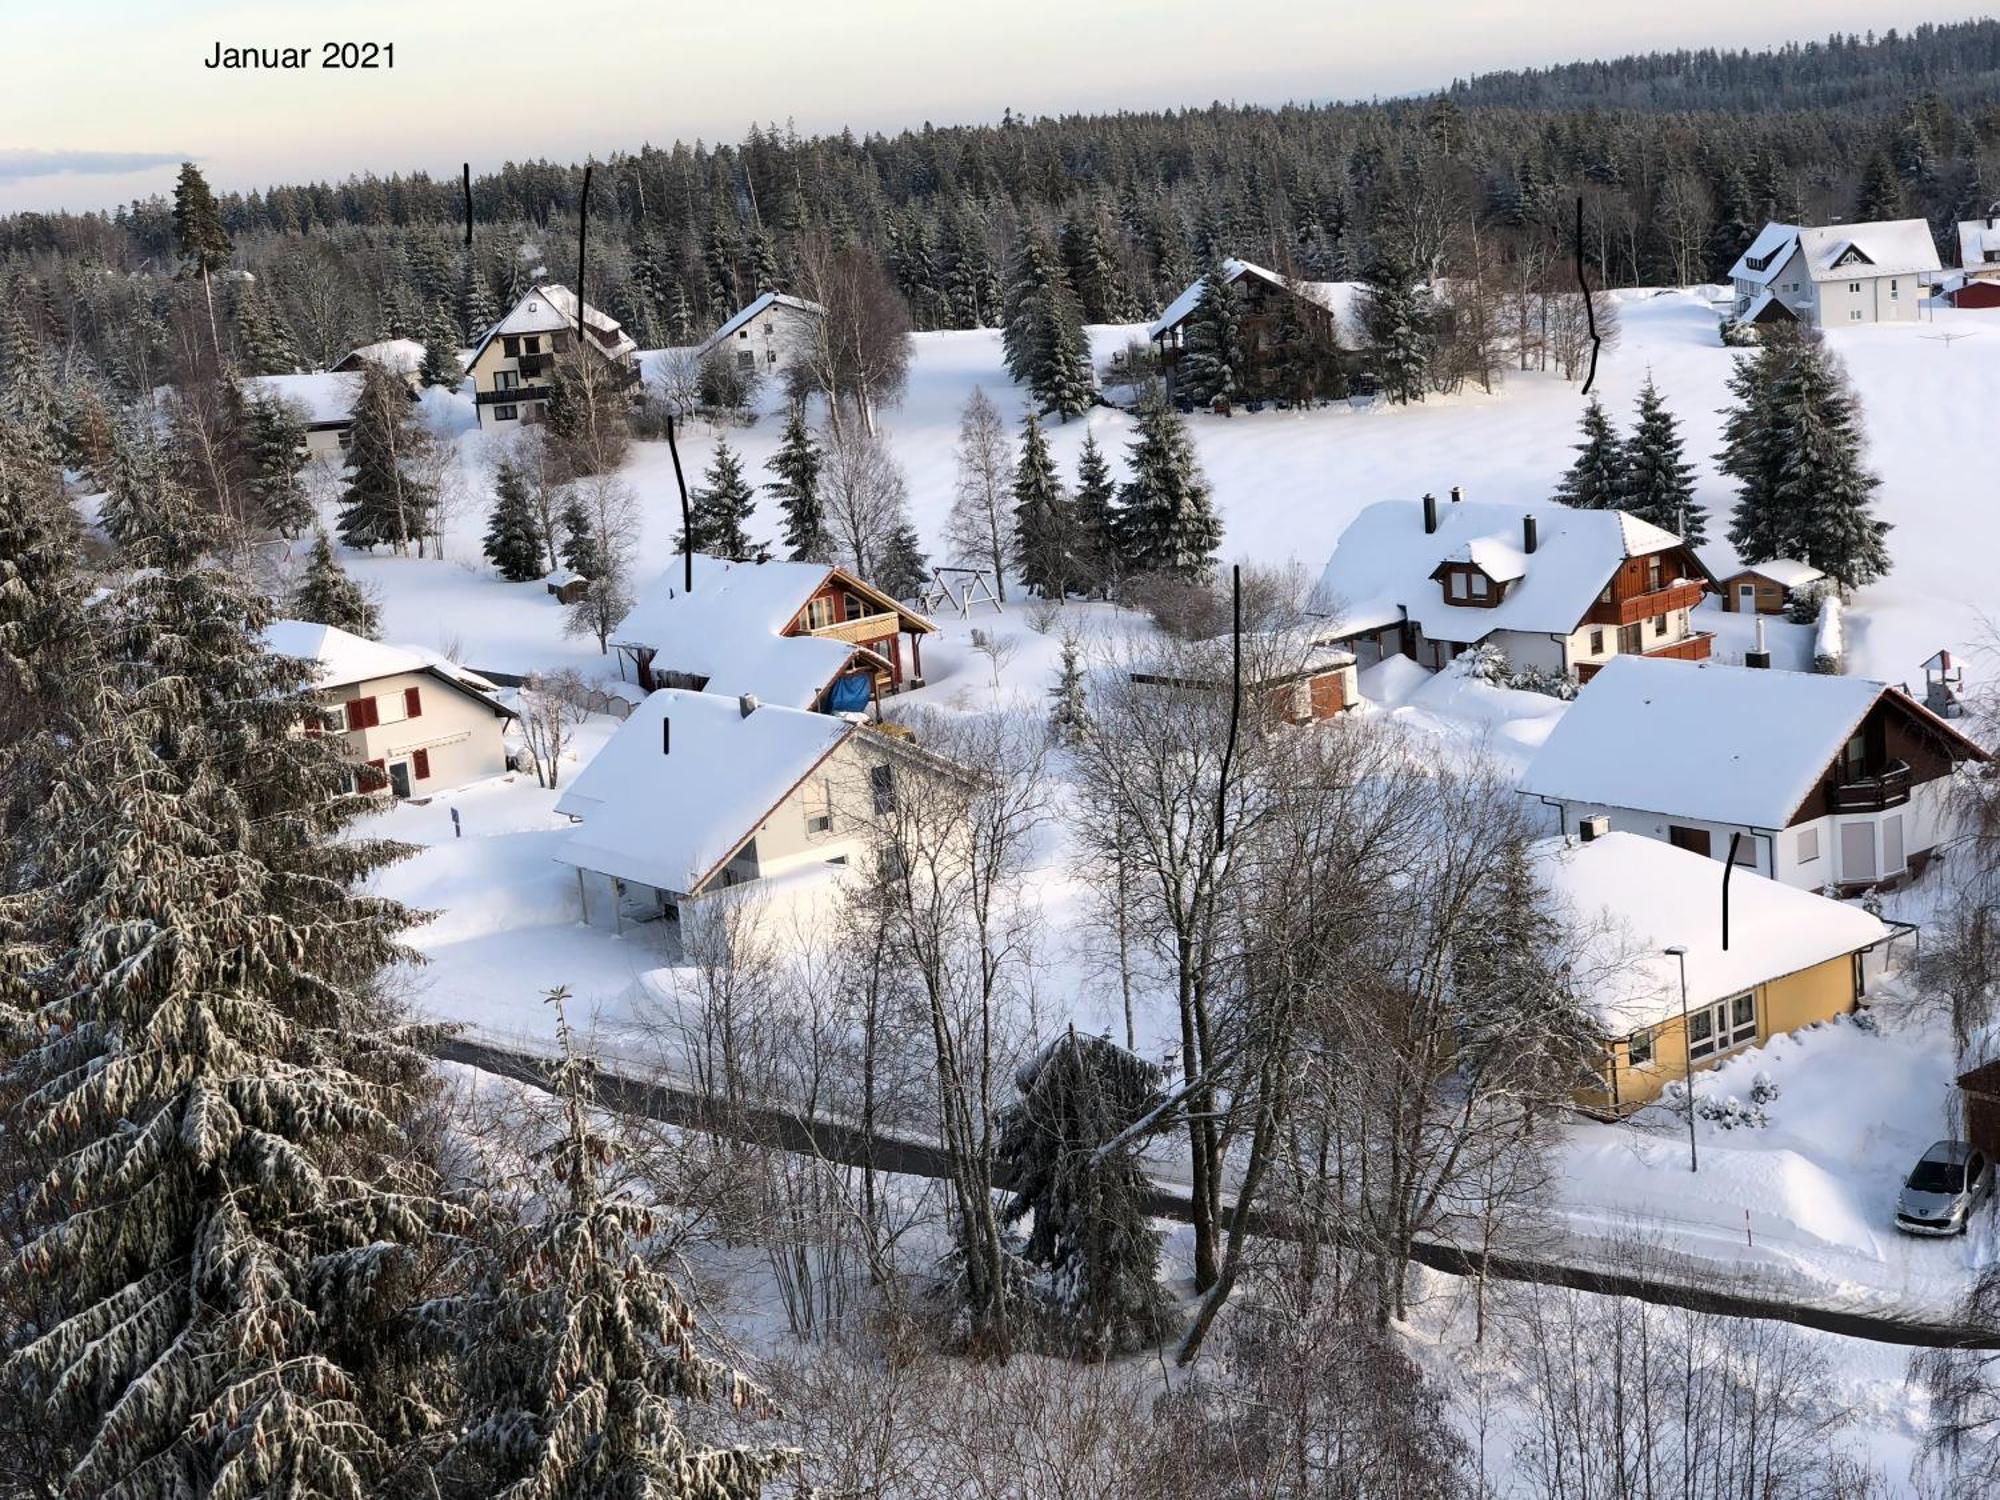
[515,668,590,789]
[945,387,1012,603]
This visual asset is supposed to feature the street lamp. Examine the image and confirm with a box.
[1664,945,1696,1174]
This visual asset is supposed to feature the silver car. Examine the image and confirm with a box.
[1895,1140,1993,1237]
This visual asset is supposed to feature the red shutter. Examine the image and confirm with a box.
[404,686,423,719]
[361,759,387,792]
[412,748,431,780]
[343,698,363,731]
[350,696,380,730]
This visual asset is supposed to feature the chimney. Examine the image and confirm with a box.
[1522,514,1539,555]
[1422,492,1438,535]
[1450,485,1463,504]
[1578,814,1611,843]
[739,692,759,718]
[1745,617,1771,670]
[662,717,671,755]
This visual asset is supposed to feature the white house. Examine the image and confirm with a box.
[1519,655,1989,893]
[264,620,515,797]
[1310,492,1715,680]
[243,339,425,461]
[697,292,825,379]
[552,688,958,955]
[332,338,428,381]
[1727,220,1942,327]
[464,284,639,433]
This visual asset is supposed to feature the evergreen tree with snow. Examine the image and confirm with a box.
[1853,150,1905,221]
[1047,635,1089,746]
[483,457,547,582]
[444,991,798,1500]
[766,404,827,560]
[997,1028,1170,1355]
[1002,227,1094,417]
[1552,397,1626,510]
[1012,409,1079,598]
[1036,278,1096,421]
[243,390,314,536]
[1620,377,1704,542]
[559,494,604,579]
[1177,260,1245,408]
[1716,337,1789,561]
[459,256,498,345]
[290,527,381,638]
[1001,228,1063,383]
[1118,389,1219,579]
[420,306,465,389]
[1730,337,1891,589]
[99,421,168,551]
[680,438,760,559]
[0,486,446,1498]
[876,521,930,603]
[337,359,433,551]
[0,415,84,766]
[234,278,301,374]
[1072,430,1121,596]
[172,160,233,357]
[1361,256,1433,405]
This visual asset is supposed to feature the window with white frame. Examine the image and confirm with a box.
[494,404,518,421]
[1628,1028,1654,1066]
[1688,992,1758,1062]
[1796,826,1820,863]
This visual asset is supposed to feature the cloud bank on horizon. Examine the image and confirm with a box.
[0,149,184,184]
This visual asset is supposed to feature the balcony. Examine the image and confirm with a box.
[1830,760,1911,812]
[805,610,901,647]
[476,385,550,406]
[1642,631,1712,664]
[1591,579,1709,627]
[516,352,553,376]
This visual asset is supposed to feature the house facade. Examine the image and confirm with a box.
[1148,258,1365,403]
[1312,493,1714,682]
[1718,559,1825,614]
[613,555,935,713]
[554,688,960,957]
[1535,829,1895,1116]
[465,284,639,433]
[1727,220,1942,327]
[696,292,825,379]
[264,620,515,797]
[243,339,423,462]
[1130,632,1359,724]
[1521,656,1989,893]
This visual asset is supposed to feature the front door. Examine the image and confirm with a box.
[1669,824,1712,857]
[388,760,413,799]
[1737,583,1757,612]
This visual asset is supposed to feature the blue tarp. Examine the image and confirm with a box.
[827,673,872,713]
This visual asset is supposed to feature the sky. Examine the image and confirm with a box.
[0,1,1979,215]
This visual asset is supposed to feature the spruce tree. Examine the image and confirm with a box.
[1717,337,1789,562]
[99,422,167,550]
[1072,429,1121,595]
[1621,377,1704,542]
[1177,260,1245,408]
[1552,398,1625,510]
[234,279,301,374]
[997,1029,1170,1355]
[1012,409,1078,599]
[876,521,930,602]
[1036,278,1096,420]
[1,488,446,1497]
[444,994,797,1499]
[1119,390,1219,578]
[243,391,315,536]
[1047,634,1089,746]
[458,257,498,345]
[336,361,432,552]
[1361,257,1432,405]
[172,161,233,360]
[1001,229,1062,383]
[680,438,759,558]
[420,306,464,389]
[483,457,547,581]
[766,405,826,560]
[559,494,603,579]
[290,528,382,638]
[1853,151,1905,221]
[0,415,84,763]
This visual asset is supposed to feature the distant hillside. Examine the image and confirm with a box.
[1446,19,2000,114]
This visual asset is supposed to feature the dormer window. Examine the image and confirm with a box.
[1446,570,1491,602]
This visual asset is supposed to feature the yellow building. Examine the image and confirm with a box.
[1533,829,1899,1116]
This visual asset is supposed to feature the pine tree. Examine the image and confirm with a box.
[1853,151,1905,221]
[766,405,826,560]
[444,992,797,1499]
[1072,430,1121,596]
[1,487,446,1497]
[290,528,382,637]
[242,391,315,536]
[1177,260,1245,407]
[234,278,301,374]
[1119,390,1219,578]
[458,256,498,345]
[1012,409,1079,598]
[420,305,464,389]
[559,494,603,579]
[0,415,84,759]
[336,360,433,552]
[1001,229,1062,383]
[876,521,930,602]
[1621,377,1703,542]
[997,1029,1170,1355]
[172,161,233,360]
[1047,635,1089,746]
[99,421,168,550]
[483,457,546,581]
[1002,227,1093,416]
[1361,257,1432,405]
[680,438,760,558]
[1552,398,1625,510]
[1036,279,1096,420]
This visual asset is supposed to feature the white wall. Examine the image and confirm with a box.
[332,670,511,795]
[1811,273,1923,326]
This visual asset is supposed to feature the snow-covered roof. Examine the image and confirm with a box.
[696,292,826,354]
[1726,558,1824,589]
[1958,217,2000,271]
[1521,656,1895,828]
[613,555,933,710]
[263,619,431,686]
[553,688,854,896]
[1730,220,1943,286]
[1312,497,1689,645]
[1147,258,1368,342]
[243,371,363,429]
[1726,223,1801,288]
[467,284,637,368]
[1533,831,1893,1033]
[335,338,426,376]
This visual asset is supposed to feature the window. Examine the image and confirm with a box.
[806,810,833,836]
[493,404,518,422]
[1848,281,1862,293]
[1617,622,1643,655]
[1646,556,1663,592]
[1448,572,1469,601]
[1628,1028,1654,1067]
[737,350,755,371]
[1849,309,1863,321]
[337,429,354,450]
[768,348,778,364]
[1588,628,1604,655]
[495,370,520,391]
[803,596,837,630]
[739,328,750,339]
[1689,993,1758,1062]
[377,690,408,727]
[870,762,897,815]
[1890,279,1899,298]
[1796,826,1820,863]
[502,336,519,358]
[1466,573,1489,599]
[843,592,867,620]
[1652,613,1667,638]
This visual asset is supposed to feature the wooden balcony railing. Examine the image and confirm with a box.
[476,385,551,406]
[1640,632,1713,664]
[1829,760,1912,812]
[805,611,901,646]
[1590,579,1709,627]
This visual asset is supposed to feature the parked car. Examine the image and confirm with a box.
[1895,1140,1992,1236]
